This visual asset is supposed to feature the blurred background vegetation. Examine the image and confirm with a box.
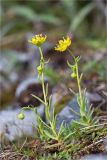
[0,0,106,40]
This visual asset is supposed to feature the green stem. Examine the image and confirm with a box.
[75,62,83,108]
[68,49,83,111]
[42,72,47,105]
[38,47,58,140]
[39,47,43,60]
[38,47,47,106]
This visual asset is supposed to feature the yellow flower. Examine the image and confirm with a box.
[29,34,47,47]
[55,36,71,52]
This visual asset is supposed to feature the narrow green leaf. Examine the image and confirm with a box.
[31,94,45,105]
[10,5,61,25]
[70,3,96,31]
[43,130,57,140]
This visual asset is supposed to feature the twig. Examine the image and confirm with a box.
[78,136,107,153]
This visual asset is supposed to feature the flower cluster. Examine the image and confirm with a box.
[29,34,47,47]
[29,34,71,51]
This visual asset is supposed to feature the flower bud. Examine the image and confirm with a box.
[37,65,43,74]
[18,113,25,120]
[71,72,76,78]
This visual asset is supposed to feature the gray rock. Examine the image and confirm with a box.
[0,51,30,106]
[15,76,49,107]
[0,104,44,142]
[56,98,80,129]
[56,91,102,129]
[81,154,107,160]
[56,92,98,130]
[104,138,107,151]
